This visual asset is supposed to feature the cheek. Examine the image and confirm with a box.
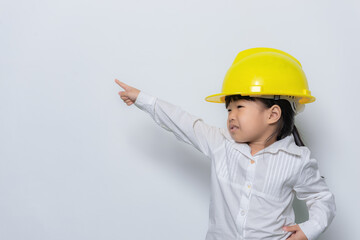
[253,114,267,130]
[243,112,265,130]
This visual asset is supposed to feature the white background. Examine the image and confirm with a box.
[1,0,359,239]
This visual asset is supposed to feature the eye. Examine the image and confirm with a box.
[227,105,243,112]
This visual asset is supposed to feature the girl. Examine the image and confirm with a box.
[115,47,336,240]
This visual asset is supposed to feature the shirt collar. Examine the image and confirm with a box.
[221,129,302,158]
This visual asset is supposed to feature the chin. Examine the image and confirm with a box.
[230,135,246,143]
[228,129,249,143]
[232,135,252,144]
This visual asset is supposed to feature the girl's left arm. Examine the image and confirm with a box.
[293,152,337,240]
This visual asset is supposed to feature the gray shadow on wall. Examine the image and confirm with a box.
[292,196,309,224]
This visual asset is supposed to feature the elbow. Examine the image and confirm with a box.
[308,190,337,228]
[322,191,337,226]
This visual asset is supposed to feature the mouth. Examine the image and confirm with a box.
[229,124,239,132]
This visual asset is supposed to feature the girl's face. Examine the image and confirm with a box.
[226,99,270,143]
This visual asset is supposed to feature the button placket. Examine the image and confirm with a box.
[236,157,256,234]
[246,158,256,194]
[236,194,249,233]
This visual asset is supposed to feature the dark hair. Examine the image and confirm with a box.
[225,95,305,146]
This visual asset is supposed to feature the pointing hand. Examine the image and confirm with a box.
[115,79,140,106]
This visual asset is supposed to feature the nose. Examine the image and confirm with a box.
[228,111,235,119]
[228,110,236,121]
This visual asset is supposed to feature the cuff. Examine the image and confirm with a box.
[298,220,323,240]
[134,91,157,111]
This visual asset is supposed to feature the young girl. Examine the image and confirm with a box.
[115,47,336,240]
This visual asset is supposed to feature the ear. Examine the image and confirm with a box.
[267,105,281,124]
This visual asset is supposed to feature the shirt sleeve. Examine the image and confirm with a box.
[293,153,337,240]
[133,90,223,158]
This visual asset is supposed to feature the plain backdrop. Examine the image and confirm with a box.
[1,0,359,239]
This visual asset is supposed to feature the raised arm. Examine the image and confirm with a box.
[293,151,337,240]
[115,79,222,158]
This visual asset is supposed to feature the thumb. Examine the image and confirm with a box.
[283,225,298,232]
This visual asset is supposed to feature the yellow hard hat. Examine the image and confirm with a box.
[205,47,315,108]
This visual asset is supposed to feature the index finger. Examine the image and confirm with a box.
[115,79,129,90]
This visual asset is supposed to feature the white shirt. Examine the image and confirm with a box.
[133,91,336,240]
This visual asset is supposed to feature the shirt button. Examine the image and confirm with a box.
[241,210,245,216]
[250,160,255,164]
